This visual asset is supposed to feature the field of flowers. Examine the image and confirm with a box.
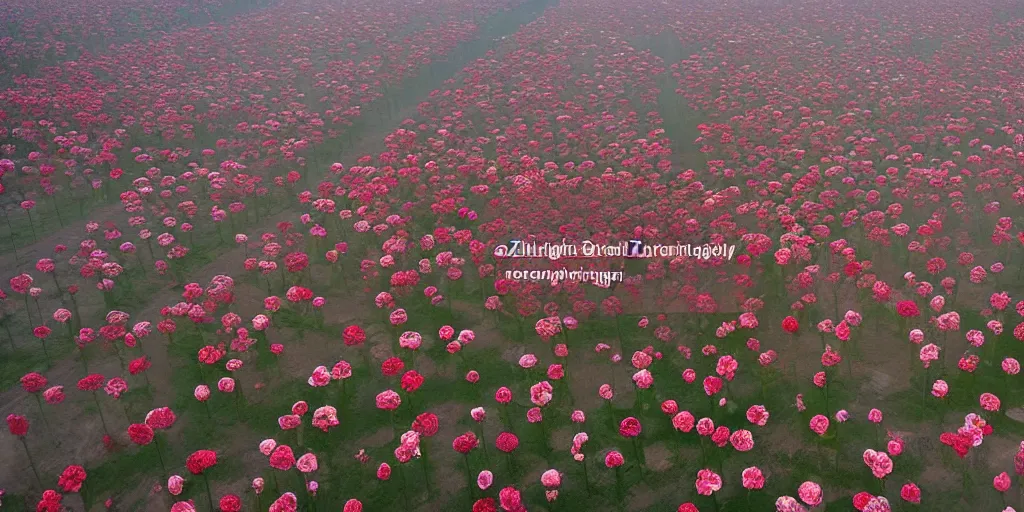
[2,0,1024,510]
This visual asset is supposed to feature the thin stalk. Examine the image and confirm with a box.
[202,472,215,511]
[92,391,111,438]
[463,453,475,501]
[21,437,42,487]
[154,433,168,476]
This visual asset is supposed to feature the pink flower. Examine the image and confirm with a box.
[632,369,653,389]
[259,439,277,456]
[900,482,921,504]
[526,407,543,423]
[798,481,822,506]
[867,408,883,423]
[167,475,185,496]
[776,496,809,512]
[540,469,561,488]
[474,470,493,490]
[471,407,486,422]
[308,366,331,387]
[980,393,1001,412]
[217,378,235,393]
[296,453,318,473]
[729,429,755,451]
[604,451,624,468]
[375,390,401,410]
[530,381,554,407]
[518,354,538,369]
[887,435,904,457]
[742,467,765,490]
[682,368,697,383]
[862,449,894,479]
[695,469,722,496]
[696,417,715,436]
[498,486,522,512]
[809,415,829,436]
[746,405,770,426]
[1003,358,1021,375]
[672,411,695,432]
[994,472,1012,492]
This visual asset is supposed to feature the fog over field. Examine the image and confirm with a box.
[1,0,1024,510]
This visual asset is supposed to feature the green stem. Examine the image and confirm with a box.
[154,433,168,477]
[631,436,645,477]
[202,472,215,511]
[34,393,54,438]
[476,423,489,466]
[398,463,410,508]
[581,456,590,493]
[92,392,111,437]
[614,465,624,505]
[21,437,41,487]
[463,453,475,502]
[421,440,433,498]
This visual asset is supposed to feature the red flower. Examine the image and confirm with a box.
[145,407,177,430]
[702,376,723,396]
[900,482,921,504]
[77,374,105,392]
[842,261,862,277]
[20,372,48,393]
[711,426,731,447]
[32,325,52,339]
[472,497,497,512]
[185,449,217,475]
[619,417,642,437]
[6,414,29,436]
[495,432,519,453]
[127,423,154,445]
[37,490,63,512]
[219,493,242,509]
[198,345,225,365]
[895,300,920,318]
[269,493,297,512]
[605,450,625,468]
[781,316,799,334]
[452,432,479,454]
[400,370,424,392]
[342,325,366,346]
[412,412,439,437]
[547,364,564,380]
[129,356,152,375]
[57,465,87,493]
[381,357,405,377]
[494,387,513,404]
[939,432,973,458]
[852,491,873,510]
[269,445,296,470]
[283,252,310,273]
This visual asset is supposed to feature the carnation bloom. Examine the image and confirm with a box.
[477,470,494,490]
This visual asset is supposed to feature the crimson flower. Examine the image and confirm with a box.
[185,450,217,475]
[57,465,87,493]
